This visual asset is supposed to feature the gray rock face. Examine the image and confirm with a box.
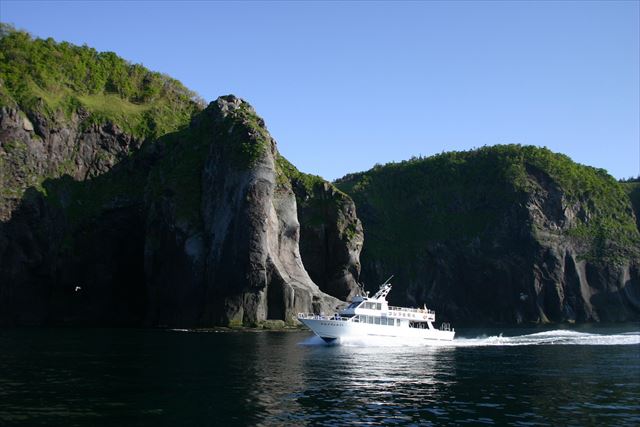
[293,180,364,301]
[519,167,639,323]
[145,96,341,326]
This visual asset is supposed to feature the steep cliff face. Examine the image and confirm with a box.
[0,104,149,325]
[293,180,363,301]
[144,97,341,327]
[336,146,640,324]
[277,156,364,301]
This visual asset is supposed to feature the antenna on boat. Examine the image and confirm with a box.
[356,282,367,297]
[372,275,394,300]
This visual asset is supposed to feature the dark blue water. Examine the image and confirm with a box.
[0,325,638,426]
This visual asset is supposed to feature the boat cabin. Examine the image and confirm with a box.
[337,283,436,328]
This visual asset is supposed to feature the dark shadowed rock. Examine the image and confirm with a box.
[292,179,363,301]
[0,104,147,326]
[274,155,364,301]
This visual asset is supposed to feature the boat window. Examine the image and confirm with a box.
[363,302,381,310]
[368,317,374,324]
[374,317,380,325]
[346,301,361,309]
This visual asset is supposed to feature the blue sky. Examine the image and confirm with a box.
[1,1,638,180]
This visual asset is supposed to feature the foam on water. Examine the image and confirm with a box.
[453,330,640,347]
[300,329,640,347]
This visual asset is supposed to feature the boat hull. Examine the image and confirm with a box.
[299,317,455,343]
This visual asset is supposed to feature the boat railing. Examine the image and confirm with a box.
[297,313,352,321]
[387,305,435,315]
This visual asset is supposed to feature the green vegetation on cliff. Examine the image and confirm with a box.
[0,23,203,139]
[222,100,270,169]
[0,23,208,224]
[276,154,325,191]
[276,153,353,225]
[336,145,639,265]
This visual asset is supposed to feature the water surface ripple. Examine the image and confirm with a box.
[0,326,638,426]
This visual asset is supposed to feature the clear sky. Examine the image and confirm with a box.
[1,1,638,180]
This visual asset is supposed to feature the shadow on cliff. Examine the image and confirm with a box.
[0,118,174,326]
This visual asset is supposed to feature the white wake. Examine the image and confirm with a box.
[452,329,640,347]
[300,329,640,347]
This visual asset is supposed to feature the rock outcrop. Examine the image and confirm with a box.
[293,179,363,301]
[276,156,364,301]
[336,146,640,324]
[144,96,341,326]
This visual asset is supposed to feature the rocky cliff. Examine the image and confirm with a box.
[336,146,640,324]
[0,28,358,326]
[0,94,361,326]
[277,156,363,301]
[143,96,342,326]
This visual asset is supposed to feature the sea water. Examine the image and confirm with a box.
[0,325,638,426]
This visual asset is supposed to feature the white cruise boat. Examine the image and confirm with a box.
[298,279,455,344]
